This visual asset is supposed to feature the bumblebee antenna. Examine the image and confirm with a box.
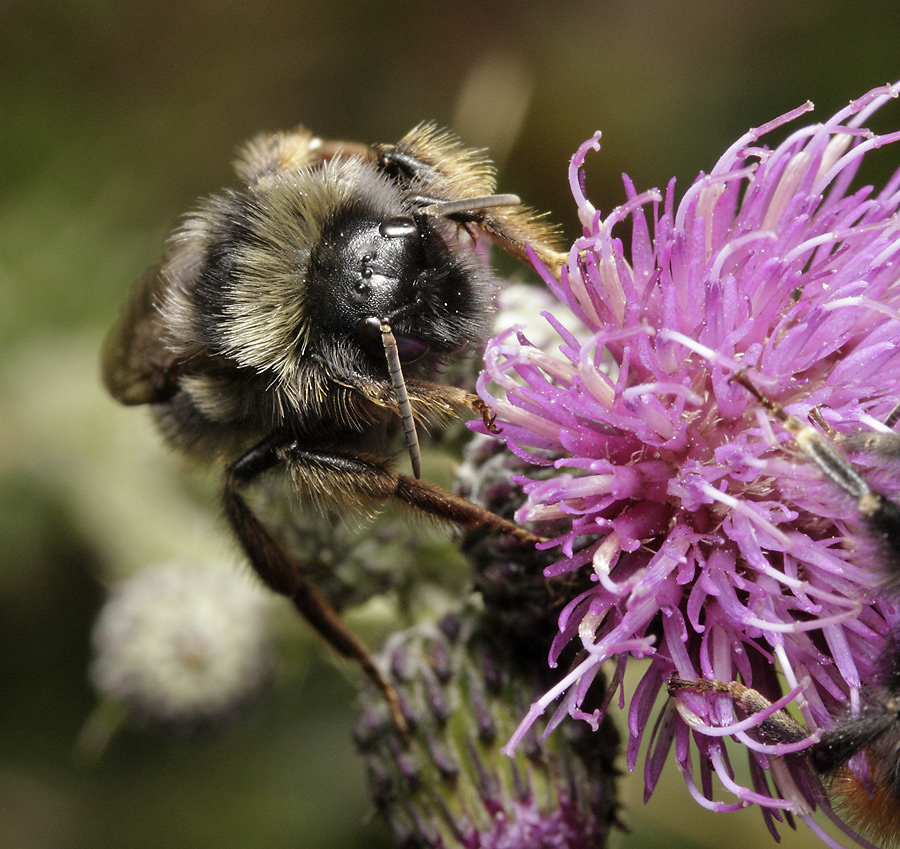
[420,193,521,218]
[380,321,422,479]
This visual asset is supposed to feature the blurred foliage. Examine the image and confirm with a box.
[2,1,900,847]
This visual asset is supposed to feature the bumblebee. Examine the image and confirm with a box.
[669,372,900,846]
[102,124,565,730]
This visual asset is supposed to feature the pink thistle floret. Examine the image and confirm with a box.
[478,84,900,847]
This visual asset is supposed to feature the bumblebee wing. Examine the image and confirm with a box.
[101,260,185,406]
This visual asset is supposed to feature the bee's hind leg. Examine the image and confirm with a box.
[223,435,408,733]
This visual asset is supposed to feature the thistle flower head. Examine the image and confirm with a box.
[478,83,900,846]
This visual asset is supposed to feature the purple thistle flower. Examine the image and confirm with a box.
[477,83,900,847]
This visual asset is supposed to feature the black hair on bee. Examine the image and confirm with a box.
[102,123,566,732]
[668,371,900,846]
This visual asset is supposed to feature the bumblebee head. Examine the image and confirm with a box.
[307,200,494,376]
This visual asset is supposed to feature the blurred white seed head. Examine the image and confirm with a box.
[90,560,272,728]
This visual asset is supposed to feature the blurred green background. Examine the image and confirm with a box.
[3,2,900,848]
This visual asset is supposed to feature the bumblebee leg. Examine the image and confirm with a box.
[224,436,408,733]
[667,676,808,745]
[274,441,543,546]
[734,371,900,584]
[376,148,434,183]
[393,474,542,543]
[468,395,502,433]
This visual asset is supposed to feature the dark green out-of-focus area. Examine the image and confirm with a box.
[2,3,899,848]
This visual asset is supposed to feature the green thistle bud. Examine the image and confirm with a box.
[355,606,618,849]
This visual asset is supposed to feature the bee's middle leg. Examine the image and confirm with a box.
[275,440,543,545]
